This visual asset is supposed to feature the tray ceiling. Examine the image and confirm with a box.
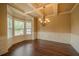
[7,3,75,18]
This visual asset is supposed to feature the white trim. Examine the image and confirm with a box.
[8,3,79,18]
[24,4,56,16]
[71,4,79,12]
[26,3,43,17]
[59,10,72,15]
[7,4,32,18]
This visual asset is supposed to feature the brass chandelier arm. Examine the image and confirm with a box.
[43,4,45,22]
[38,4,50,26]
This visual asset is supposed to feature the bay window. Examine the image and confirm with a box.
[14,20,24,36]
[7,15,13,39]
[26,21,32,35]
[7,15,32,38]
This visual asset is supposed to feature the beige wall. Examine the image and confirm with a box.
[37,13,71,44]
[70,4,79,53]
[37,14,71,33]
[0,4,8,55]
[71,4,79,35]
[0,4,7,36]
[33,17,38,39]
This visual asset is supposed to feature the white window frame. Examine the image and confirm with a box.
[14,18,25,36]
[25,20,32,35]
[7,15,33,39]
[7,15,13,39]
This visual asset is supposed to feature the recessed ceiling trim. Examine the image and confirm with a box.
[43,3,58,18]
[7,3,77,19]
[7,4,33,18]
[58,3,78,15]
[24,4,54,17]
[47,4,78,17]
[8,4,25,13]
[25,3,43,17]
[71,3,78,12]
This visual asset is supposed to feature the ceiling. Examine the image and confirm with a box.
[7,3,75,19]
[58,3,75,13]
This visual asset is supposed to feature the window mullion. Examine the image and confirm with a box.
[24,20,26,36]
[12,17,14,37]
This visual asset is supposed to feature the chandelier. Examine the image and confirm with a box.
[39,4,50,26]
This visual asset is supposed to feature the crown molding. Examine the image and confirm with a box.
[71,3,79,12]
[59,10,72,15]
[46,4,78,18]
[59,3,78,15]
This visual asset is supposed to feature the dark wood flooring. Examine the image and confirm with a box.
[2,40,79,56]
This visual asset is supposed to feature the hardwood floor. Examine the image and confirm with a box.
[2,40,79,56]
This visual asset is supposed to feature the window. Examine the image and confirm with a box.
[7,15,32,37]
[7,15,13,39]
[14,20,24,36]
[26,21,32,35]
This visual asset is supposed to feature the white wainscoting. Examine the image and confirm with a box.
[37,32,71,44]
[70,34,79,53]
